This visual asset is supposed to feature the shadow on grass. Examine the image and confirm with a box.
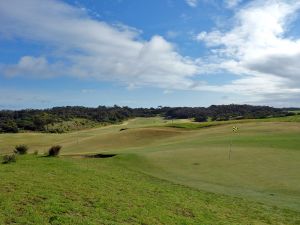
[61,153,118,159]
[86,153,117,158]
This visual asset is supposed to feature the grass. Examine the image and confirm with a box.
[120,122,300,211]
[166,114,300,129]
[0,155,299,225]
[45,118,103,133]
[0,117,187,155]
[1,116,300,224]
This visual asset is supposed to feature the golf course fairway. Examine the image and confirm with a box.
[1,117,300,224]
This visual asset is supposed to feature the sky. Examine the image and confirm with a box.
[1,0,300,109]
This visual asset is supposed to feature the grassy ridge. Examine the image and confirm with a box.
[166,114,300,129]
[0,117,187,155]
[0,155,299,225]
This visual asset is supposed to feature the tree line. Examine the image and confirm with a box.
[0,104,294,133]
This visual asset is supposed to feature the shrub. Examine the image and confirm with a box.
[0,120,18,133]
[33,150,39,155]
[194,114,208,122]
[2,154,16,164]
[14,145,28,155]
[48,145,62,157]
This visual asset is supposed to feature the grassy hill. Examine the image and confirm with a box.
[1,116,300,224]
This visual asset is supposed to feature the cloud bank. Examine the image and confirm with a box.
[195,0,300,104]
[1,0,300,106]
[0,0,198,89]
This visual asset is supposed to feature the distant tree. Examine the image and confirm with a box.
[32,113,55,131]
[194,114,208,122]
[0,104,289,133]
[0,120,18,133]
[17,119,35,130]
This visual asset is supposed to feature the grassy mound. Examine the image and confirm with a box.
[70,127,184,153]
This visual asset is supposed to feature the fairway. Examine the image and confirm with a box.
[1,117,300,224]
[0,117,188,154]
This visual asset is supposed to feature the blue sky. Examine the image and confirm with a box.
[0,0,300,109]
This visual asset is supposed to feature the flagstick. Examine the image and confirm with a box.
[229,126,239,160]
[229,138,232,160]
[229,126,237,160]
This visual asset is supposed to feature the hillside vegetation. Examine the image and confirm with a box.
[0,104,292,133]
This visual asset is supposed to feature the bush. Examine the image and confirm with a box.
[0,120,18,133]
[194,114,208,122]
[14,145,28,155]
[48,145,62,157]
[2,154,16,164]
[33,150,39,155]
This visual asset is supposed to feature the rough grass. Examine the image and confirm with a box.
[1,116,300,224]
[46,118,102,133]
[0,155,299,225]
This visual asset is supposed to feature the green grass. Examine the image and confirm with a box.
[121,122,300,210]
[1,116,300,224]
[166,114,300,129]
[0,117,187,155]
[166,121,228,129]
[288,110,300,114]
[0,155,299,225]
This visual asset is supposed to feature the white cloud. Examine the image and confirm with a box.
[3,56,64,78]
[0,0,199,90]
[1,0,300,106]
[224,0,243,8]
[185,0,198,7]
[195,0,300,103]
